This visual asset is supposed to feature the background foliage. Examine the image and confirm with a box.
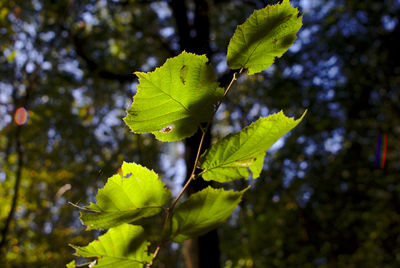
[1,0,399,267]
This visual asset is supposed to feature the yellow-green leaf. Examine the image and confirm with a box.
[200,111,306,182]
[124,51,223,142]
[71,224,151,267]
[227,0,302,74]
[80,162,171,230]
[171,187,247,243]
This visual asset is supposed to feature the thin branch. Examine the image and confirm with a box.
[0,125,23,258]
[147,70,240,267]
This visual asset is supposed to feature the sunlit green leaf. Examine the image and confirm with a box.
[80,162,171,230]
[200,111,306,182]
[71,224,151,267]
[227,0,302,74]
[171,187,247,243]
[124,51,223,141]
[66,260,75,268]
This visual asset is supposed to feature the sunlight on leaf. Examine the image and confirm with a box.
[71,224,152,267]
[171,187,247,242]
[80,162,171,230]
[200,111,306,182]
[124,51,223,142]
[227,0,302,74]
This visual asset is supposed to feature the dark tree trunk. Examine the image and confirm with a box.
[169,0,221,267]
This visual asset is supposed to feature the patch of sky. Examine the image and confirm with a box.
[74,153,87,164]
[0,171,5,183]
[15,205,26,219]
[382,15,398,31]
[327,102,339,111]
[81,11,99,26]
[247,103,261,120]
[160,27,174,38]
[94,111,121,144]
[25,61,35,73]
[369,90,381,105]
[313,55,345,97]
[32,0,42,10]
[215,103,226,121]
[262,64,276,76]
[272,194,280,203]
[0,113,12,130]
[282,63,304,78]
[150,2,172,20]
[170,38,180,51]
[42,61,52,70]
[297,135,306,144]
[282,159,296,187]
[72,87,92,108]
[141,56,158,72]
[289,39,302,53]
[230,108,241,121]
[328,102,344,118]
[305,140,317,155]
[103,109,123,127]
[269,138,285,153]
[113,94,125,108]
[229,108,244,132]
[260,106,269,117]
[23,23,37,38]
[44,221,53,234]
[338,12,367,37]
[58,60,83,81]
[128,82,138,97]
[86,186,97,204]
[97,0,107,8]
[213,53,228,74]
[0,82,12,103]
[298,25,319,45]
[297,184,314,207]
[135,31,143,39]
[301,0,336,20]
[356,11,368,24]
[160,142,186,197]
[45,128,58,153]
[299,161,308,170]
[300,0,317,13]
[324,128,344,154]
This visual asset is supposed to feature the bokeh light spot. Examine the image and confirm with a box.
[14,107,28,125]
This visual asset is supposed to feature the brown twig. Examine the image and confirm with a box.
[147,70,241,267]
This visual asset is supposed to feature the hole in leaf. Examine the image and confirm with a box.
[180,65,188,85]
[159,124,174,133]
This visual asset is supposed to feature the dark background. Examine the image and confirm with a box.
[0,0,399,267]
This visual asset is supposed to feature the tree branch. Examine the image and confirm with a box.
[0,66,39,259]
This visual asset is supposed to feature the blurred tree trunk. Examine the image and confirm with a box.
[170,0,221,267]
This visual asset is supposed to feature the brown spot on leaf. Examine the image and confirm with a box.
[159,124,174,133]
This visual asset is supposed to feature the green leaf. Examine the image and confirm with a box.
[80,162,171,230]
[200,111,306,182]
[66,260,75,268]
[71,224,152,267]
[124,51,223,142]
[171,186,246,243]
[227,0,302,74]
